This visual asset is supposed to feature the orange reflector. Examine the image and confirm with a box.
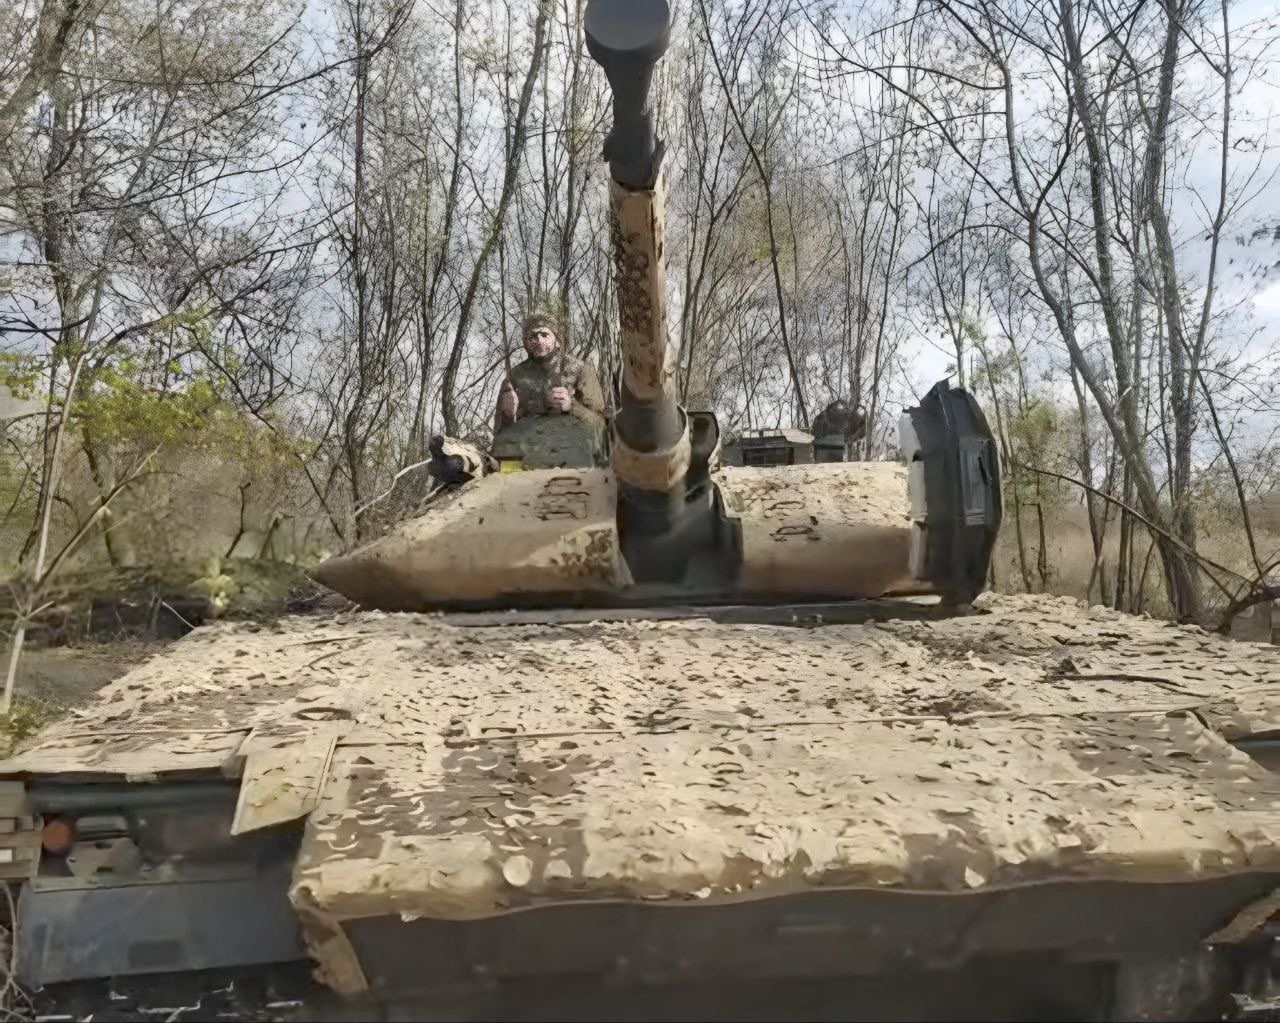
[41,817,75,855]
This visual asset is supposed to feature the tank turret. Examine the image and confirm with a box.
[311,0,1002,611]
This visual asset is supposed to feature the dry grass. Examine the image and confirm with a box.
[0,696,62,760]
[0,886,33,1022]
[992,499,1280,626]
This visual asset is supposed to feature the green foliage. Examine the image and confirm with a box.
[0,696,60,758]
[960,315,987,347]
[74,356,304,477]
[81,366,224,450]
[462,34,506,76]
[984,348,1022,385]
[0,337,320,572]
[1004,396,1065,507]
[210,556,315,611]
[961,321,1068,514]
[192,555,236,612]
[0,353,44,402]
[1007,396,1057,456]
[4,557,313,629]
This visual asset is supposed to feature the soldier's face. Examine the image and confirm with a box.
[524,327,557,360]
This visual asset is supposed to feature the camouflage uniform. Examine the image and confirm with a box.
[495,352,607,436]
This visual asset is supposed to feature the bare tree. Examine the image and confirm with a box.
[2,0,320,566]
[438,0,553,435]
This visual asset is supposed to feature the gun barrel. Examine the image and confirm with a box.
[586,0,688,498]
[585,0,670,189]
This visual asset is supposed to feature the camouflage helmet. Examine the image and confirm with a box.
[521,303,564,342]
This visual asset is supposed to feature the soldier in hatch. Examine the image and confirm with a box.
[494,308,607,437]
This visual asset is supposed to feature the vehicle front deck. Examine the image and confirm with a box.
[2,593,1278,1008]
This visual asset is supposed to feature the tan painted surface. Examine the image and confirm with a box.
[3,594,1278,990]
[719,462,916,597]
[611,417,691,492]
[607,176,692,494]
[232,721,344,835]
[312,468,630,609]
[287,600,1280,932]
[609,178,675,404]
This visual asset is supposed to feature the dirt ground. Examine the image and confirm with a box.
[14,639,163,709]
[0,640,167,757]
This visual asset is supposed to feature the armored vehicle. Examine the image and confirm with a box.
[0,2,1277,1019]
[722,427,852,466]
[720,398,867,466]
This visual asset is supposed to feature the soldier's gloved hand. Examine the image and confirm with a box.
[498,382,519,419]
[549,386,572,413]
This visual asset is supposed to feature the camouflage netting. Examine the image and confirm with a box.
[4,593,1278,956]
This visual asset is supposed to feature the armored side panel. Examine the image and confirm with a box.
[312,469,631,609]
[720,463,914,599]
[16,867,302,986]
[901,380,1002,603]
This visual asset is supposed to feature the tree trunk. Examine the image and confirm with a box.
[440,0,552,436]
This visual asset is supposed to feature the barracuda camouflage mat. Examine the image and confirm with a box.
[4,593,1278,989]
